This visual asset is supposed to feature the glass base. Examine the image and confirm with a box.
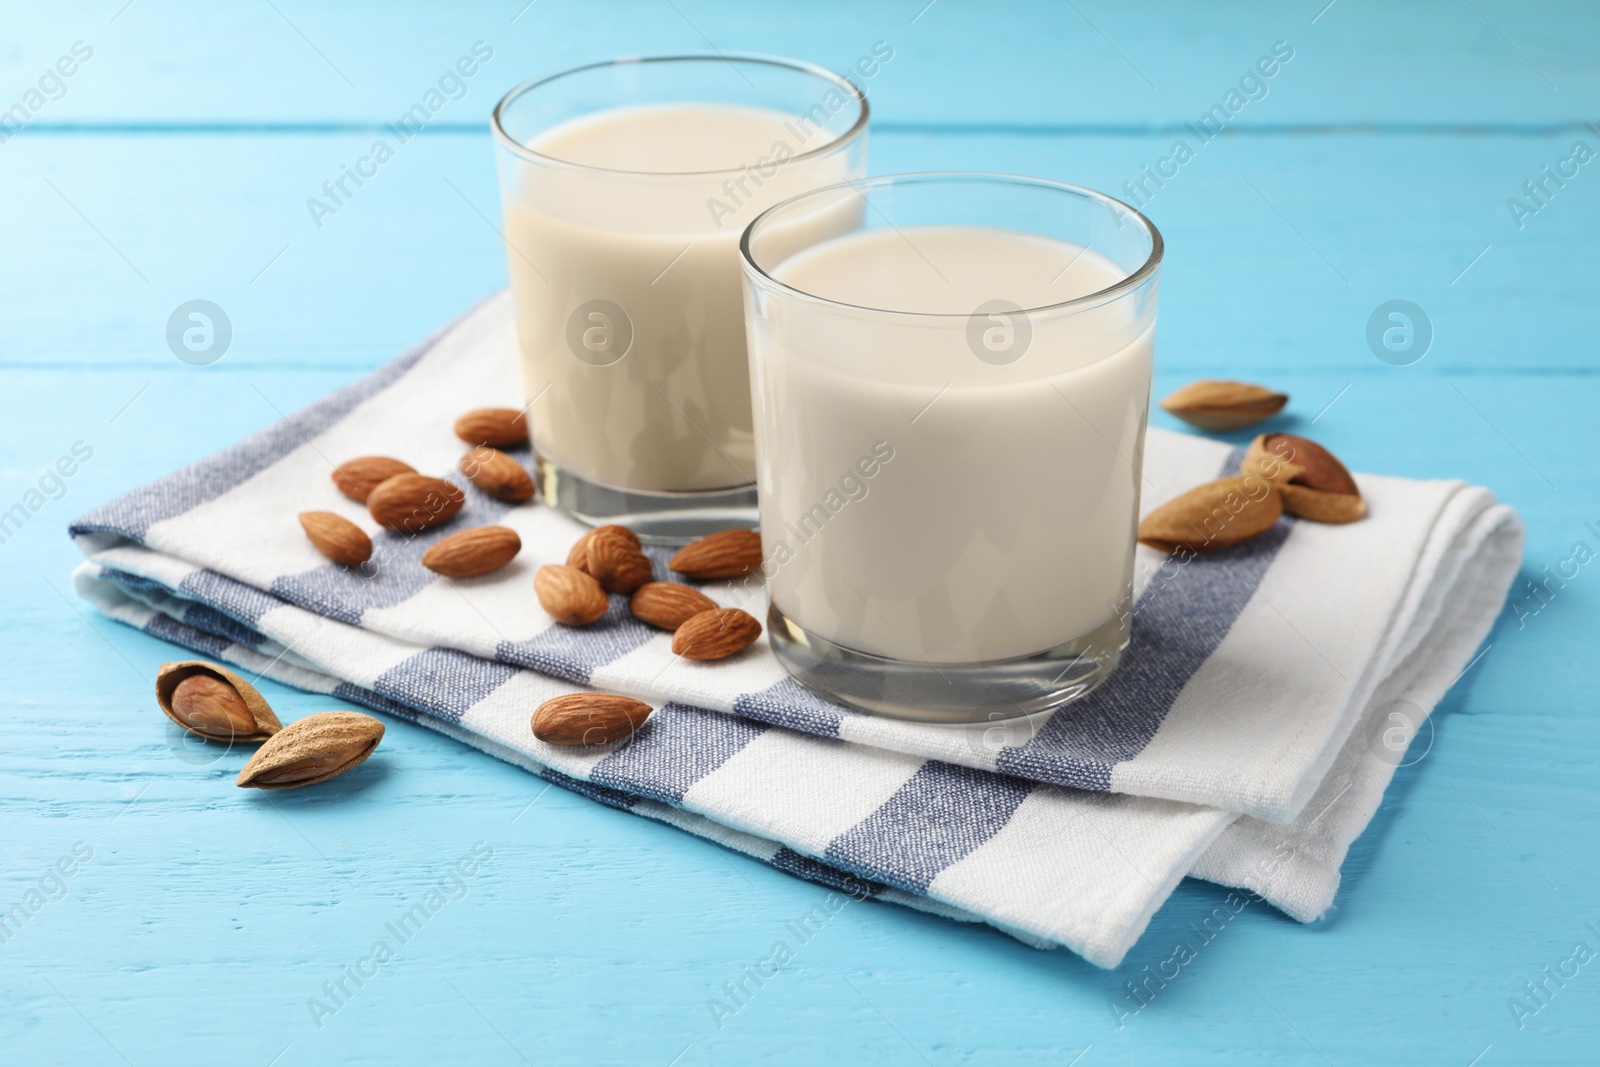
[536,458,758,544]
[767,601,1129,724]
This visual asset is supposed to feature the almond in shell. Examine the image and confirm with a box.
[236,711,384,790]
[454,407,528,448]
[156,660,281,742]
[1160,380,1288,432]
[299,511,372,566]
[1244,433,1366,524]
[532,693,652,746]
[1137,474,1284,553]
[630,582,717,631]
[366,474,465,533]
[669,528,763,580]
[331,456,417,503]
[460,446,535,503]
[422,525,522,578]
[672,607,762,661]
[535,564,609,626]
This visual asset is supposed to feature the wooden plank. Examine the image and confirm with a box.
[1,0,1593,128]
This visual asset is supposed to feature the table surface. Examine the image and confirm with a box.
[3,2,1597,1064]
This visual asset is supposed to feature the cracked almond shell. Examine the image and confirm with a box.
[1244,433,1367,524]
[156,660,282,742]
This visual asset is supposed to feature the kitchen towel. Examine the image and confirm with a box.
[70,291,1523,967]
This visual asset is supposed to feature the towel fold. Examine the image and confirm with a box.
[70,292,1523,967]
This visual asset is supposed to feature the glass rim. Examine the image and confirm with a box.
[491,53,870,178]
[739,171,1165,319]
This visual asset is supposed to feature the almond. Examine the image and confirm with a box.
[331,456,416,503]
[535,564,610,626]
[422,525,521,578]
[367,474,465,532]
[1246,433,1359,495]
[587,525,653,594]
[532,693,652,746]
[1160,380,1288,432]
[566,529,596,575]
[1244,433,1366,524]
[588,523,639,550]
[669,528,763,580]
[236,711,384,790]
[155,660,281,742]
[172,676,256,736]
[454,407,528,448]
[459,446,535,503]
[630,582,717,631]
[299,511,373,566]
[1137,474,1284,553]
[672,607,762,660]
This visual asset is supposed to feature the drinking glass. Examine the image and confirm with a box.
[739,172,1162,721]
[492,55,868,541]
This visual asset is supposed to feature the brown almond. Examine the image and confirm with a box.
[1244,433,1365,524]
[454,407,528,448]
[460,446,535,503]
[367,474,465,533]
[155,661,281,742]
[171,676,256,737]
[331,456,416,503]
[422,525,522,578]
[1137,475,1284,553]
[1246,433,1359,496]
[236,711,384,790]
[1160,380,1288,432]
[299,511,373,566]
[588,523,639,550]
[566,529,596,575]
[535,564,610,626]
[669,528,763,580]
[587,525,653,594]
[672,607,762,661]
[532,693,652,746]
[630,582,717,631]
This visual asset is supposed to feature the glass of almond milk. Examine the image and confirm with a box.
[740,173,1162,722]
[492,55,870,540]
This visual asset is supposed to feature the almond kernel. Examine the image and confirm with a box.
[535,564,609,626]
[422,525,522,578]
[299,510,372,567]
[672,607,762,661]
[629,582,717,631]
[459,446,535,503]
[454,407,528,448]
[669,528,763,580]
[532,693,652,746]
[366,474,465,533]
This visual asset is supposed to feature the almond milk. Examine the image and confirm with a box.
[501,102,862,494]
[749,224,1154,663]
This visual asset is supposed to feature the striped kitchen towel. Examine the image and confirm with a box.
[69,291,1523,967]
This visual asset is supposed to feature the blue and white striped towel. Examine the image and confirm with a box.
[70,292,1523,967]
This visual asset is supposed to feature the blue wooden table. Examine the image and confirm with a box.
[3,2,1597,1063]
